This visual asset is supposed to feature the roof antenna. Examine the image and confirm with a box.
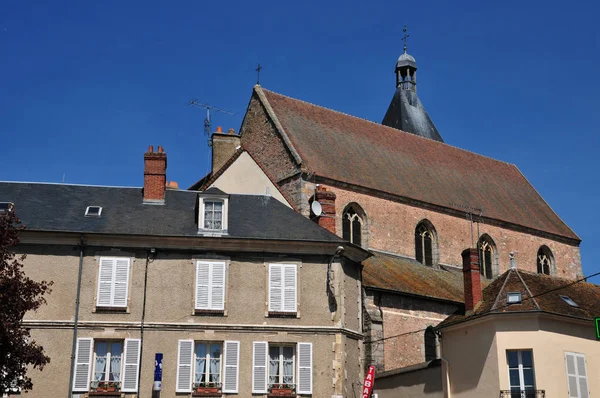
[62,173,66,183]
[188,100,235,146]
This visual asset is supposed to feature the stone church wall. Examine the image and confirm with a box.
[329,184,581,280]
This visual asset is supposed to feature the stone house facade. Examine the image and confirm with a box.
[1,146,369,398]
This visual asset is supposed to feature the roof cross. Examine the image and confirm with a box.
[256,63,262,85]
[402,25,409,53]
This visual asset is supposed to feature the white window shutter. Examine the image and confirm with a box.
[566,352,589,398]
[283,264,297,312]
[121,339,141,392]
[176,340,194,393]
[269,264,283,312]
[297,342,312,394]
[97,258,114,307]
[112,258,130,307]
[211,262,226,310]
[72,338,93,392]
[252,341,268,393]
[195,261,210,309]
[222,341,239,393]
[575,354,589,398]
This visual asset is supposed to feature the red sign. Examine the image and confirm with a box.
[362,365,376,398]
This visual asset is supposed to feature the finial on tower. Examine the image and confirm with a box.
[402,25,409,54]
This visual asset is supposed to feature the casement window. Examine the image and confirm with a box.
[96,257,131,308]
[268,263,297,314]
[198,195,229,234]
[253,342,312,395]
[177,340,239,394]
[506,350,536,396]
[195,261,226,312]
[565,352,589,398]
[72,338,140,393]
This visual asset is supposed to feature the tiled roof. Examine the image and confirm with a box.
[256,86,579,241]
[438,269,600,328]
[362,251,465,303]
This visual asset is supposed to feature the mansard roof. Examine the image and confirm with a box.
[0,181,344,243]
[251,86,579,242]
[438,269,600,329]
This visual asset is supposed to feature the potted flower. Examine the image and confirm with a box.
[269,383,295,396]
[91,380,120,392]
[193,381,221,395]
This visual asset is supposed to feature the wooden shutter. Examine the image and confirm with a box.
[283,264,297,312]
[195,261,210,309]
[415,232,423,264]
[97,258,114,307]
[176,340,194,393]
[252,341,268,393]
[121,339,141,392]
[566,352,589,398]
[72,338,93,392]
[269,264,283,312]
[211,262,226,310]
[222,341,240,393]
[297,342,313,394]
[113,258,130,307]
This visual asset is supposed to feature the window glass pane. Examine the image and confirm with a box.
[282,346,293,360]
[507,351,518,368]
[521,350,533,367]
[269,346,280,385]
[213,202,222,211]
[523,368,534,387]
[96,342,108,357]
[509,369,520,387]
[282,346,294,384]
[195,344,207,383]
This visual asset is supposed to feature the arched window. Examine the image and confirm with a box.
[342,204,365,247]
[415,220,437,266]
[424,326,437,361]
[478,234,496,279]
[537,246,554,275]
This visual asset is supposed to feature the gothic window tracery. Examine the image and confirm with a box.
[537,246,554,275]
[415,220,438,266]
[342,205,365,247]
[478,235,496,279]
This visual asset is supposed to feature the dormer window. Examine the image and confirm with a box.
[198,190,229,235]
[85,206,102,217]
[560,295,579,308]
[507,292,522,304]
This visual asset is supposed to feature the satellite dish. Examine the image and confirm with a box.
[311,201,323,216]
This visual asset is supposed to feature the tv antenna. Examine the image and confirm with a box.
[188,99,235,146]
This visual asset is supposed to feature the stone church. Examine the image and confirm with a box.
[193,43,582,373]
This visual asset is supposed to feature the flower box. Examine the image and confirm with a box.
[269,387,295,396]
[192,383,222,397]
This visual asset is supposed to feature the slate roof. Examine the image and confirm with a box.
[0,181,344,242]
[362,251,465,303]
[382,88,443,142]
[438,269,600,328]
[255,86,579,241]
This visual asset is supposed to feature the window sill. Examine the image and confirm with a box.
[194,309,225,316]
[94,307,128,313]
[268,311,298,318]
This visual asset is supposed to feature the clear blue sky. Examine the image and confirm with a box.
[1,1,599,277]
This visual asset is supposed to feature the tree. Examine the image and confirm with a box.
[0,210,52,394]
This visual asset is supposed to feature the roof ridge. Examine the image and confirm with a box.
[514,269,541,310]
[260,87,518,168]
[490,271,512,311]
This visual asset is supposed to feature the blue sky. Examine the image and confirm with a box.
[1,1,599,277]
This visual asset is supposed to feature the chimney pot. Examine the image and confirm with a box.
[462,248,482,311]
[216,126,223,133]
[148,145,154,153]
[158,145,164,153]
[228,128,235,135]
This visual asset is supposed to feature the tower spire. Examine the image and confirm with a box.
[402,25,409,54]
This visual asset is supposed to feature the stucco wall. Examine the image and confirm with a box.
[373,362,443,398]
[209,152,292,208]
[441,314,600,398]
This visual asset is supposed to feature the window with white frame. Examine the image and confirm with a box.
[195,261,226,311]
[198,195,229,233]
[176,340,239,394]
[252,342,312,395]
[72,338,140,393]
[507,350,536,396]
[194,343,222,387]
[269,345,295,387]
[96,257,131,308]
[268,263,297,314]
[565,352,589,398]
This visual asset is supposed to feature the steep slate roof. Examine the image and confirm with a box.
[438,269,600,328]
[254,86,578,241]
[0,182,343,242]
[362,251,465,303]
[382,88,443,142]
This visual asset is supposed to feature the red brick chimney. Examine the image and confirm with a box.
[143,145,167,202]
[462,248,482,311]
[313,185,337,234]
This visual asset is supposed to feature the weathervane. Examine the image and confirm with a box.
[402,25,409,53]
[256,63,262,85]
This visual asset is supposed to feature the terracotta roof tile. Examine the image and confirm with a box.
[258,87,579,241]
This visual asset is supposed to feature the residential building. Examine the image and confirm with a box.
[1,145,369,397]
